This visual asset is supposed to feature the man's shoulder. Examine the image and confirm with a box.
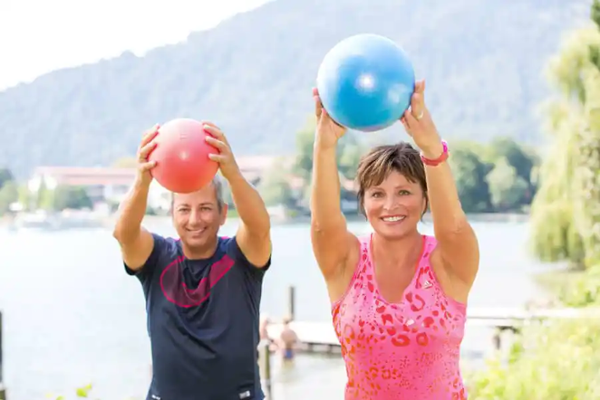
[151,232,178,247]
[218,235,270,276]
[149,233,181,262]
[217,235,239,253]
[218,235,247,257]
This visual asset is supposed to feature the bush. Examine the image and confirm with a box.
[467,264,600,400]
[467,318,600,399]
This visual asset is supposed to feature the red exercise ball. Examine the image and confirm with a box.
[148,118,219,193]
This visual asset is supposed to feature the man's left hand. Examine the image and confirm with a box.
[203,122,241,181]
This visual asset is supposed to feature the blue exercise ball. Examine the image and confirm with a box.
[316,33,415,132]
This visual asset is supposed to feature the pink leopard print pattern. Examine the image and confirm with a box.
[331,234,468,400]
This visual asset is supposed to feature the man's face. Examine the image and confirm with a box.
[171,183,228,251]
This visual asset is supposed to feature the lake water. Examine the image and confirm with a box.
[0,218,555,400]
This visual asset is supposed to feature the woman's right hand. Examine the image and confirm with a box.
[136,124,159,186]
[313,88,346,148]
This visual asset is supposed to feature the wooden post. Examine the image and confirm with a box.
[258,339,272,399]
[492,327,501,351]
[0,311,6,400]
[287,286,295,321]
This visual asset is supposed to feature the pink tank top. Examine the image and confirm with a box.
[332,234,468,400]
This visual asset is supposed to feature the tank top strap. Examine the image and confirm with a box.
[357,234,374,276]
[419,235,437,266]
[414,235,439,291]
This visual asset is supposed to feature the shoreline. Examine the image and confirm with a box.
[115,212,530,225]
[0,211,529,230]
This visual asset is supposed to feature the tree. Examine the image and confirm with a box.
[287,117,366,209]
[530,21,600,269]
[0,167,14,189]
[291,118,317,183]
[448,145,492,213]
[487,137,537,190]
[337,133,363,181]
[53,185,93,210]
[592,0,600,29]
[36,180,55,210]
[486,157,529,212]
[0,181,18,214]
[258,157,296,208]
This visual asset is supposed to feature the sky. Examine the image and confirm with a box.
[0,0,270,91]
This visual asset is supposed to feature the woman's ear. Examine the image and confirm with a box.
[421,194,429,216]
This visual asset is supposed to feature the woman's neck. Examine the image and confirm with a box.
[372,230,423,268]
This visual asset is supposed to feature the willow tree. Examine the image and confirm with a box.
[530,11,600,270]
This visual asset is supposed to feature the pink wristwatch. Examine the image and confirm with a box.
[420,140,449,167]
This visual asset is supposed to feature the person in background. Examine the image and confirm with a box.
[112,121,272,400]
[260,314,271,343]
[276,316,298,362]
[309,81,479,400]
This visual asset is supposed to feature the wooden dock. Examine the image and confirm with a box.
[265,288,600,354]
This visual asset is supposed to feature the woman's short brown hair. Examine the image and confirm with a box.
[356,142,428,215]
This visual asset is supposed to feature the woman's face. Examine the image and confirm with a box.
[363,170,427,240]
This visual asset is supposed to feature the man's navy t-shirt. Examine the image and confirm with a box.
[125,234,269,400]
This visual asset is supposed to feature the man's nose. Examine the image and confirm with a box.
[188,209,202,225]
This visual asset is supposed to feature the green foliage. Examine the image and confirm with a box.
[259,119,366,211]
[541,268,600,307]
[258,156,296,208]
[486,137,538,192]
[470,11,600,399]
[0,167,18,215]
[0,167,14,187]
[49,383,138,400]
[260,119,538,214]
[448,145,493,213]
[469,270,600,400]
[530,25,600,269]
[49,383,93,400]
[592,0,600,29]
[467,318,600,400]
[0,180,18,214]
[556,273,600,307]
[0,0,592,177]
[53,185,93,210]
[75,383,92,397]
[291,118,317,183]
[486,158,529,211]
[336,134,363,181]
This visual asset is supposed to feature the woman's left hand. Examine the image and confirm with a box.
[400,80,444,159]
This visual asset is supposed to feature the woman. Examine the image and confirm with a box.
[310,81,479,400]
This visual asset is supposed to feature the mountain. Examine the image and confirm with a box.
[0,0,593,177]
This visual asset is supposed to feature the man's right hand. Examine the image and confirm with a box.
[114,124,161,272]
[136,124,159,186]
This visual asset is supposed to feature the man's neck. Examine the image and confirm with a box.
[182,237,219,260]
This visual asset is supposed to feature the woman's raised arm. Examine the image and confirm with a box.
[310,88,358,282]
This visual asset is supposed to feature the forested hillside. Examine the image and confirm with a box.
[0,0,592,177]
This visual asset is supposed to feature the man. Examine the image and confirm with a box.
[113,122,272,400]
[276,316,298,363]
